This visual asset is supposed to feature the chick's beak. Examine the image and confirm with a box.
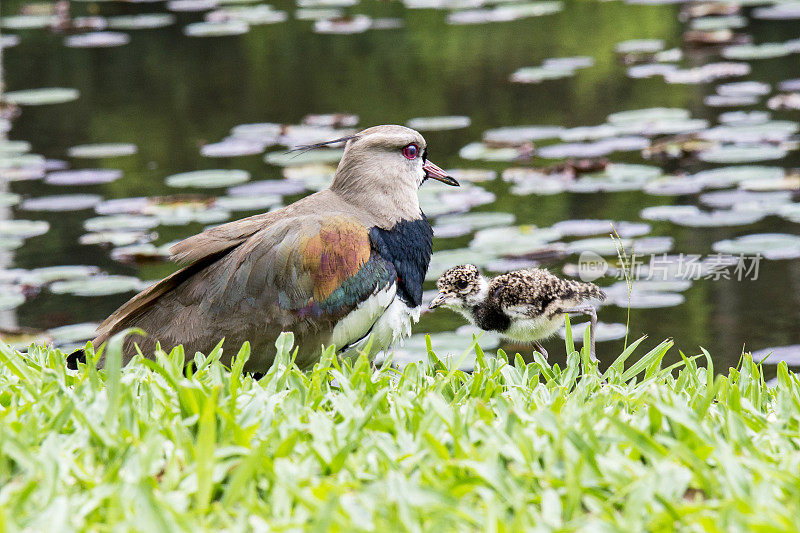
[429,292,448,309]
[423,160,459,186]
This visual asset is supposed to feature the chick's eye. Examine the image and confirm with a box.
[402,143,419,160]
[455,280,468,290]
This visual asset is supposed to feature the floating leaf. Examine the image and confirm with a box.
[459,142,521,161]
[669,209,765,227]
[0,192,21,207]
[215,194,281,211]
[265,149,343,166]
[200,139,265,157]
[0,291,25,312]
[0,15,57,30]
[722,42,791,60]
[84,214,160,232]
[314,15,372,34]
[698,145,787,164]
[752,345,800,365]
[27,265,102,284]
[3,88,79,106]
[559,321,628,343]
[106,14,177,29]
[166,169,250,188]
[184,20,249,37]
[611,291,685,309]
[45,169,123,185]
[713,234,800,259]
[65,32,130,48]
[228,179,306,196]
[47,322,99,344]
[0,220,49,238]
[67,143,138,158]
[406,116,471,131]
[50,275,143,296]
[20,194,102,212]
[615,39,664,53]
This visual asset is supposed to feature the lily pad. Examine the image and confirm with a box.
[50,275,142,296]
[106,14,177,29]
[0,220,49,238]
[458,142,521,162]
[20,194,102,212]
[694,166,785,188]
[27,265,102,284]
[228,179,306,196]
[67,143,138,158]
[612,291,685,309]
[0,15,57,30]
[722,42,791,60]
[4,88,79,106]
[698,145,787,164]
[207,5,287,25]
[168,0,219,11]
[0,192,21,207]
[406,116,471,131]
[265,148,344,166]
[434,212,515,231]
[426,248,499,281]
[712,233,800,259]
[166,169,250,188]
[65,31,130,48]
[0,291,25,312]
[314,15,372,34]
[718,111,771,125]
[45,169,123,185]
[84,214,160,232]
[44,323,97,346]
[482,126,563,144]
[215,194,281,211]
[640,205,701,221]
[615,39,664,53]
[184,20,249,37]
[230,122,282,142]
[201,139,265,157]
[752,345,800,365]
[669,209,765,227]
[559,321,628,343]
[80,231,155,247]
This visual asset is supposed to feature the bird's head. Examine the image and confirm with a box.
[430,264,487,311]
[327,125,459,223]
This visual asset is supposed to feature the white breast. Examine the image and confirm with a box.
[504,314,563,342]
[332,284,420,359]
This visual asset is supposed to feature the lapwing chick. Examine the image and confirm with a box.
[90,125,459,371]
[430,265,606,359]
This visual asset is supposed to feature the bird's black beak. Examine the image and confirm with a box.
[422,160,459,186]
[429,292,448,309]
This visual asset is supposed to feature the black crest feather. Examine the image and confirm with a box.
[289,134,361,156]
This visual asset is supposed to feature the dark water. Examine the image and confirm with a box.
[2,0,799,371]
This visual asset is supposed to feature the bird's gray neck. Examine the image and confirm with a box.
[331,181,421,229]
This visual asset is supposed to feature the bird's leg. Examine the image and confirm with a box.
[562,305,598,361]
[533,341,548,360]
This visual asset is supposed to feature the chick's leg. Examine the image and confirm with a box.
[562,306,598,361]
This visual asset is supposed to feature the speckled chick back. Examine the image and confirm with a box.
[489,268,605,316]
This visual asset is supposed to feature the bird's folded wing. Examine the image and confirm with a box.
[97,213,397,349]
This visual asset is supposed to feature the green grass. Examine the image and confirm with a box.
[1,327,800,532]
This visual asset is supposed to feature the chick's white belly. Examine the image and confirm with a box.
[504,314,563,342]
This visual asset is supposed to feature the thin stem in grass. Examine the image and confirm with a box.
[610,224,633,350]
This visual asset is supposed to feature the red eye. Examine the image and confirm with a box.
[402,143,419,160]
